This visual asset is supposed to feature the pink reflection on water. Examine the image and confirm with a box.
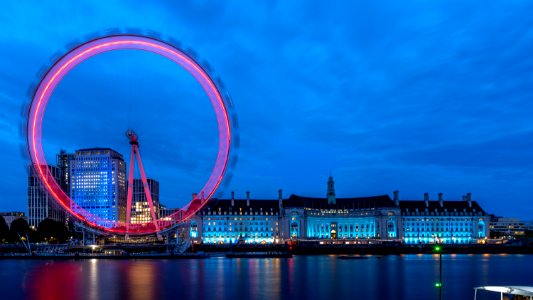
[24,261,81,300]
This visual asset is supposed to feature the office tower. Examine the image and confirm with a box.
[70,148,126,228]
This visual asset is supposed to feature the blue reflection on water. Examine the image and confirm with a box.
[0,254,531,300]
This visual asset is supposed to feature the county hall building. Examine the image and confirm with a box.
[189,176,490,245]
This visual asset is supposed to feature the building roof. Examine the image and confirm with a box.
[201,198,281,214]
[399,200,486,215]
[75,148,124,159]
[283,194,395,209]
[198,194,488,215]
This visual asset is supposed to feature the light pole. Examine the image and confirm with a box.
[434,245,442,300]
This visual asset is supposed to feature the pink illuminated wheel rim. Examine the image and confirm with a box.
[26,34,235,235]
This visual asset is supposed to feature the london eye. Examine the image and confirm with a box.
[26,33,238,235]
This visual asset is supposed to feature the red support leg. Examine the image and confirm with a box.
[126,146,135,232]
[135,146,160,232]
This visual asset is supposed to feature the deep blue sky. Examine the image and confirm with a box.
[0,1,532,219]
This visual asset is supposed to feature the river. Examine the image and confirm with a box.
[0,254,531,299]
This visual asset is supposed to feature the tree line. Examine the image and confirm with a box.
[0,216,73,244]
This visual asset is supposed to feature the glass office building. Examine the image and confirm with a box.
[70,148,126,228]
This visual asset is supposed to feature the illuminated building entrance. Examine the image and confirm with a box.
[330,222,337,239]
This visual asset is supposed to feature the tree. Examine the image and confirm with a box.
[0,216,9,243]
[9,218,32,243]
[36,218,69,243]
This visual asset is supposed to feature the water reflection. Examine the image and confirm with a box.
[6,255,532,300]
[24,261,81,300]
[88,259,97,300]
[125,261,159,300]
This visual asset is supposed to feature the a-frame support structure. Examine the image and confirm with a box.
[125,129,160,233]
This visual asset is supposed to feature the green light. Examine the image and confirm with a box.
[435,282,442,288]
[434,245,442,252]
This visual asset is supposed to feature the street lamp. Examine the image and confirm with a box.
[434,244,443,300]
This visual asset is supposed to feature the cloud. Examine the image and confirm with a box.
[0,0,532,220]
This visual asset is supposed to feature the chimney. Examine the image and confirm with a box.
[393,190,399,206]
[438,192,443,207]
[246,191,250,206]
[424,193,429,207]
[231,191,235,207]
[466,192,472,208]
[278,189,283,208]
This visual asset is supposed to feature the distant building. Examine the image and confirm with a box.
[28,165,65,228]
[57,149,75,196]
[70,148,127,228]
[0,212,25,227]
[489,217,528,237]
[188,176,490,244]
[130,178,159,224]
[159,205,180,220]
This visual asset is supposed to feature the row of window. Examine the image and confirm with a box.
[205,211,278,216]
[206,217,274,221]
[308,233,375,239]
[207,221,274,226]
[403,212,483,216]
[404,233,472,237]
[404,222,472,226]
[308,223,375,233]
[204,227,276,232]
[204,232,275,238]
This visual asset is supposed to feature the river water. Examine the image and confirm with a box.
[0,254,531,300]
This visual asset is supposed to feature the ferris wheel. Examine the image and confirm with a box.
[26,32,238,235]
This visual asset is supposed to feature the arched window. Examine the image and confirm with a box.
[478,221,485,238]
[387,220,396,238]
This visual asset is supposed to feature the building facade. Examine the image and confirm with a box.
[400,193,489,244]
[489,217,529,237]
[28,165,65,228]
[281,193,400,241]
[70,148,127,228]
[189,191,281,244]
[189,177,490,245]
[130,178,159,224]
[57,149,75,196]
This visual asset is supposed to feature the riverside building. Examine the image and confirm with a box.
[27,150,75,228]
[190,176,490,244]
[489,217,529,237]
[189,191,280,244]
[400,192,489,244]
[27,165,65,228]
